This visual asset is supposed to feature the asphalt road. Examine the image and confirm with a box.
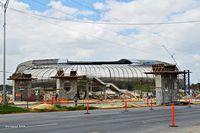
[0,105,200,133]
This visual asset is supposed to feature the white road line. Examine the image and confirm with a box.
[27,123,58,128]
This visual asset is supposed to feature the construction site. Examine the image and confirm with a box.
[3,58,196,108]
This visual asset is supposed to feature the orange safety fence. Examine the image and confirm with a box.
[41,97,157,109]
[42,98,69,105]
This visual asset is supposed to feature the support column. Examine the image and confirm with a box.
[18,80,32,101]
[173,78,178,102]
[56,79,61,94]
[56,78,64,98]
[12,80,16,102]
[155,75,163,105]
[146,64,183,105]
[27,81,32,100]
[69,80,78,99]
[85,81,89,99]
[90,80,93,93]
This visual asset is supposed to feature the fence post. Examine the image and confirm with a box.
[188,99,191,108]
[85,99,90,114]
[124,99,128,112]
[150,98,153,110]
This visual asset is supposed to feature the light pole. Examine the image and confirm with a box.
[2,0,10,105]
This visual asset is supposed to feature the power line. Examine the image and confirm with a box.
[0,70,13,74]
[31,0,78,19]
[7,2,193,60]
[30,0,200,57]
[5,3,176,57]
[8,7,152,55]
[16,0,200,54]
[31,0,140,42]
[71,0,173,59]
[12,0,200,26]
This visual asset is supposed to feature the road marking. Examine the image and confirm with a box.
[27,123,58,128]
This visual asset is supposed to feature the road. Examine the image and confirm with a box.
[0,105,200,133]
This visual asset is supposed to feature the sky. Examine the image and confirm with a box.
[0,0,200,84]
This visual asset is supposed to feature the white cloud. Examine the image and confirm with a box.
[48,0,77,15]
[0,0,200,84]
[93,2,107,10]
[47,0,95,18]
[79,10,95,16]
[193,54,200,62]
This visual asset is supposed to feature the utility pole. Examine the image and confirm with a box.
[2,0,10,105]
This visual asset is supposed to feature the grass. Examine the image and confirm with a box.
[0,105,29,114]
[55,105,97,111]
[0,104,97,114]
[33,108,56,112]
[31,105,97,112]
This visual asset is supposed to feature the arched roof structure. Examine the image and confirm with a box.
[15,59,169,81]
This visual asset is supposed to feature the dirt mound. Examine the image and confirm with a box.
[196,94,200,99]
[31,104,55,110]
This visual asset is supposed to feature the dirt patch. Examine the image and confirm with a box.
[30,104,55,110]
[195,94,200,99]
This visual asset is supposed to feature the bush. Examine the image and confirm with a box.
[0,105,29,114]
[55,104,62,108]
[33,108,59,112]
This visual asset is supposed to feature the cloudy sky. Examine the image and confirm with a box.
[0,0,200,84]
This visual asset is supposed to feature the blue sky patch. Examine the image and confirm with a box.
[18,0,106,11]
[118,28,140,36]
[18,0,108,21]
[19,0,51,11]
[115,0,134,2]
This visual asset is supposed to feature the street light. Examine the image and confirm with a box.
[2,0,10,105]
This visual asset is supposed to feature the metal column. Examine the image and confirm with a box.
[183,70,187,95]
[188,70,190,95]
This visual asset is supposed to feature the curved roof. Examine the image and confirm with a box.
[15,59,169,80]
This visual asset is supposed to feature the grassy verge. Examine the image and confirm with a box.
[32,105,97,112]
[0,104,97,114]
[0,105,29,114]
[55,105,97,111]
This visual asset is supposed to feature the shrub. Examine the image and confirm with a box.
[56,105,97,111]
[0,105,29,114]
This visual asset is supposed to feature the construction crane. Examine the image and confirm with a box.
[162,45,191,95]
[162,45,180,70]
